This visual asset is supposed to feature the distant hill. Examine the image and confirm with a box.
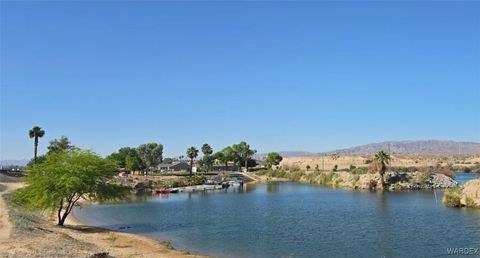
[259,140,480,158]
[320,140,480,155]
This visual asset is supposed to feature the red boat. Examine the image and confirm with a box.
[155,188,170,194]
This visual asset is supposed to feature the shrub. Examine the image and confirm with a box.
[288,171,305,181]
[332,165,338,172]
[163,178,189,188]
[415,171,430,184]
[255,169,268,176]
[188,174,206,185]
[443,187,463,207]
[257,169,288,178]
[318,172,336,185]
[349,167,370,175]
[465,197,476,208]
[352,174,360,186]
[392,166,417,173]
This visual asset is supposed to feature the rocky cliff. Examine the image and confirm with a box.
[298,171,457,191]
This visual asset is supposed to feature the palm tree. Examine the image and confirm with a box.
[201,143,213,171]
[374,150,391,189]
[186,147,199,177]
[234,141,256,172]
[29,126,45,163]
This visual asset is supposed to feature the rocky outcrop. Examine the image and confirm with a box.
[460,179,480,208]
[299,171,457,191]
[387,172,457,191]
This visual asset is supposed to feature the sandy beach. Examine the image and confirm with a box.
[0,180,205,258]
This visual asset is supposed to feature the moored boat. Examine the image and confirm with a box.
[155,188,170,194]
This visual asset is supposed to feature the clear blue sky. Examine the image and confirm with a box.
[1,1,479,160]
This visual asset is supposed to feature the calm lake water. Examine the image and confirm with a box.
[74,173,480,258]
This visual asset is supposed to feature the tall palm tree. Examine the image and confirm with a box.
[374,150,391,189]
[201,143,213,171]
[28,126,45,163]
[186,147,199,177]
[234,141,256,172]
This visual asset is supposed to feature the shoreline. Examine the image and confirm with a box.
[68,209,208,258]
[0,181,205,258]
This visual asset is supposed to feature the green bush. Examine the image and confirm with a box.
[255,169,268,176]
[415,172,430,184]
[255,169,288,178]
[288,171,305,181]
[352,174,360,185]
[443,187,463,207]
[349,167,371,175]
[318,172,336,185]
[465,197,476,208]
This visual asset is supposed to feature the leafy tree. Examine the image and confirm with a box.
[27,155,46,167]
[306,165,311,171]
[219,146,236,170]
[233,141,257,172]
[137,143,163,169]
[333,165,338,172]
[201,143,214,171]
[374,150,391,189]
[47,136,77,154]
[163,158,174,164]
[14,150,129,226]
[214,149,229,171]
[186,146,199,176]
[265,152,283,168]
[107,147,141,169]
[125,156,140,171]
[28,126,45,163]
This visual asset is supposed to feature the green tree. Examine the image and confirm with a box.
[306,165,311,171]
[47,136,77,154]
[214,147,233,171]
[233,141,257,172]
[201,143,213,171]
[163,158,174,164]
[374,150,391,189]
[14,151,129,226]
[186,146,199,176]
[137,143,163,170]
[125,156,140,172]
[28,126,45,163]
[107,147,141,169]
[265,152,283,168]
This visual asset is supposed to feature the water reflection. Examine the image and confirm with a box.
[243,183,257,192]
[266,183,280,192]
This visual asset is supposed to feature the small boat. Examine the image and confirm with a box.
[155,188,170,194]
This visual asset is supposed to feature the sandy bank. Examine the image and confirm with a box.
[0,181,205,258]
